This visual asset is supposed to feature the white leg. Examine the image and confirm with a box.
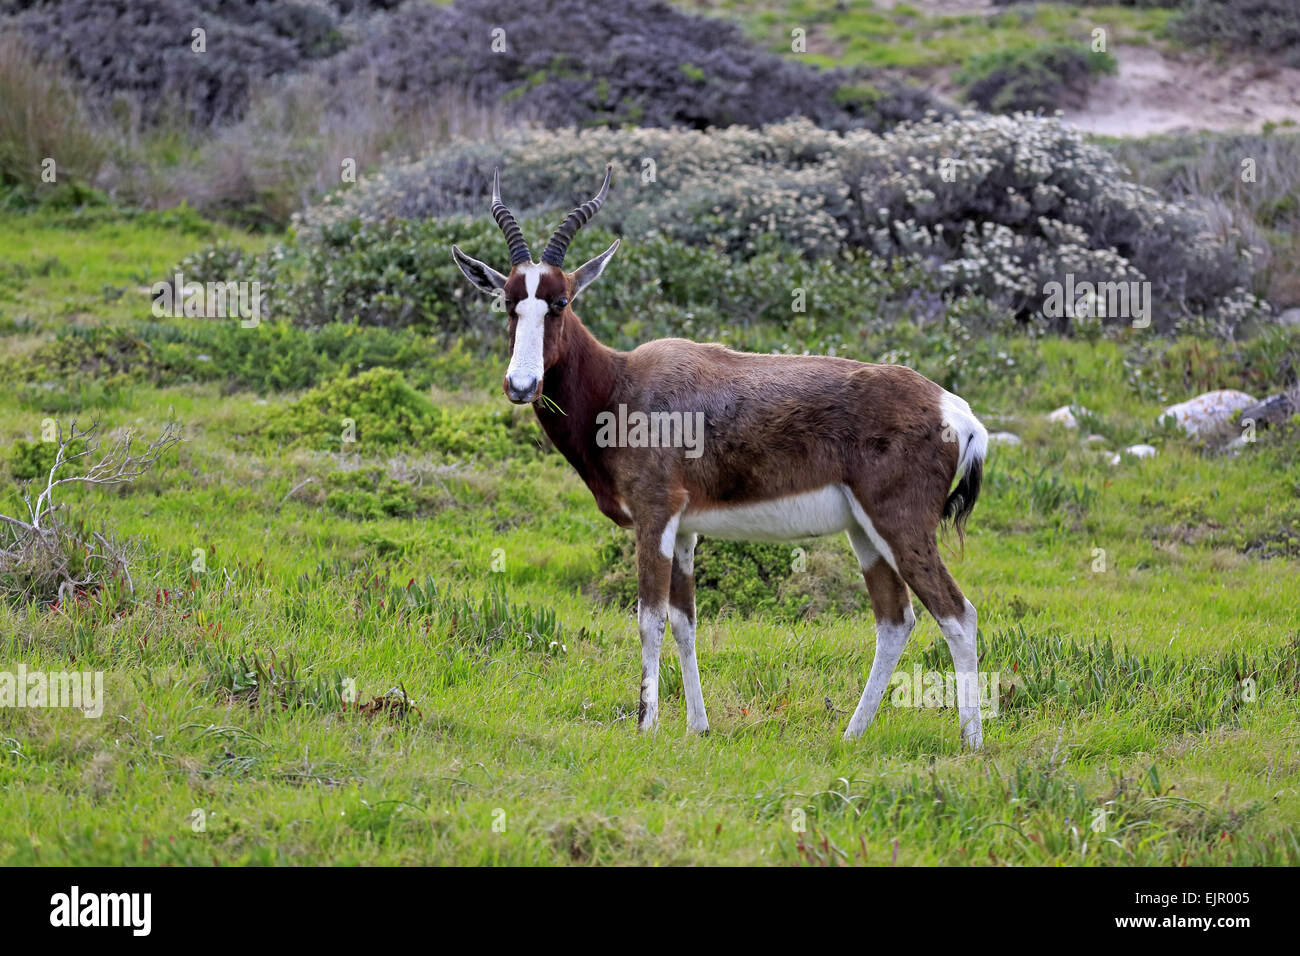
[844,605,916,739]
[938,599,982,749]
[843,527,916,739]
[669,533,709,733]
[637,599,666,732]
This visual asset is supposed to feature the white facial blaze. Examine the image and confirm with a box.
[506,265,547,394]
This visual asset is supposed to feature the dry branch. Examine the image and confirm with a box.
[0,419,182,604]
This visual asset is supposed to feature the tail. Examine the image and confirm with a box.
[939,392,988,543]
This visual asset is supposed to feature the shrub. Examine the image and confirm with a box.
[261,366,539,457]
[594,531,865,622]
[7,0,346,127]
[0,34,106,189]
[6,0,940,226]
[167,69,506,229]
[324,467,424,519]
[7,438,60,482]
[957,44,1116,115]
[203,214,1007,357]
[316,0,941,133]
[263,367,440,451]
[2,315,493,400]
[13,326,155,391]
[1171,0,1300,66]
[292,115,1266,333]
[1105,130,1300,307]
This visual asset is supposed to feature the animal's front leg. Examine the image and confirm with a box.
[634,508,680,732]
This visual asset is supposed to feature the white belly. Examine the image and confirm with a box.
[679,485,854,541]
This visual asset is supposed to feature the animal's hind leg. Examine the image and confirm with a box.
[844,488,983,749]
[890,532,982,749]
[842,526,916,739]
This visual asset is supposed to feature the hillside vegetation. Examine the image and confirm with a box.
[0,0,1297,866]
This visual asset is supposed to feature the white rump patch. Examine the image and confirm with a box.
[940,390,989,477]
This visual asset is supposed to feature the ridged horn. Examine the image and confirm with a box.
[540,164,612,267]
[491,169,532,266]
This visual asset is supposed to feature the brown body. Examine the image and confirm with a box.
[533,314,968,619]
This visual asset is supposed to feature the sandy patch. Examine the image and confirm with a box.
[1062,45,1300,137]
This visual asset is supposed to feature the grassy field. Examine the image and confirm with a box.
[692,1,1175,71]
[1,206,1298,866]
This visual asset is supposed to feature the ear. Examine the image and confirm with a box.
[452,244,508,294]
[571,239,620,299]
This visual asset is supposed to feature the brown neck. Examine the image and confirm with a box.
[533,313,628,523]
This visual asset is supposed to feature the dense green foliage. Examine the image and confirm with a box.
[1172,0,1300,65]
[957,44,1116,114]
[260,367,540,458]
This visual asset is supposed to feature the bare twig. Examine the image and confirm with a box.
[280,477,316,505]
[32,420,183,529]
[0,419,182,604]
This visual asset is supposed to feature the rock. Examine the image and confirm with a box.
[989,431,1021,446]
[1238,392,1298,429]
[1108,445,1156,466]
[1047,405,1086,428]
[1160,389,1256,437]
[1277,308,1300,328]
[1083,433,1107,444]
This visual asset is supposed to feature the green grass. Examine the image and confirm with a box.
[691,1,1175,71]
[0,195,267,332]
[1,207,1299,865]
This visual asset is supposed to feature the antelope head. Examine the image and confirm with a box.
[451,165,620,404]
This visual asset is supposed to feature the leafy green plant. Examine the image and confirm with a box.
[594,531,863,623]
[196,647,347,712]
[957,43,1116,114]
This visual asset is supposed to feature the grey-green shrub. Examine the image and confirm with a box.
[7,0,346,127]
[317,0,940,133]
[296,115,1267,331]
[1171,0,1300,66]
[957,44,1116,115]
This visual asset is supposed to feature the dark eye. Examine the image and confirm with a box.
[550,297,567,312]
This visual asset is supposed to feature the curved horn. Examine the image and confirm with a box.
[491,169,532,266]
[540,164,612,267]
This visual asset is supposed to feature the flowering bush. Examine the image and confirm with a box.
[296,114,1266,331]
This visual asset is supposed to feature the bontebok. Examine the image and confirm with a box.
[452,167,990,748]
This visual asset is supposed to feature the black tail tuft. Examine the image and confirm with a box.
[942,455,983,544]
